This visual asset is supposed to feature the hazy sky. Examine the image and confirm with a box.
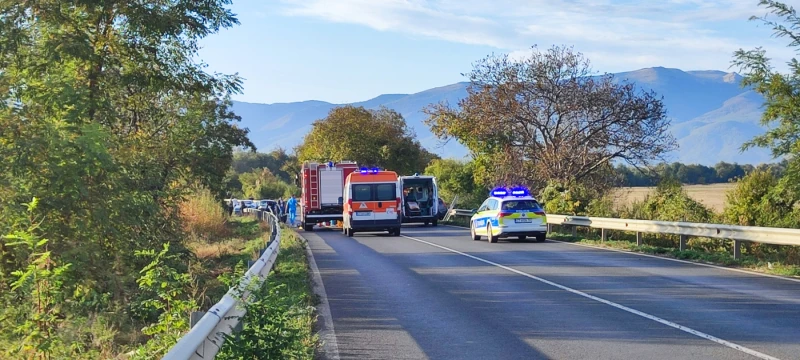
[198,0,800,104]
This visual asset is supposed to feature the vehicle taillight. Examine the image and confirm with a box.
[396,197,401,209]
[347,199,353,214]
[498,211,513,218]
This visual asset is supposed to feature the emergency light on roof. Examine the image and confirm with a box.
[327,161,334,168]
[491,186,531,198]
[359,167,381,174]
[509,187,530,197]
[490,187,508,197]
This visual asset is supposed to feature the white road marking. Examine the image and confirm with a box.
[441,224,800,284]
[400,233,783,360]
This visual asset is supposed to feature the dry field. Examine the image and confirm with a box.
[611,183,737,213]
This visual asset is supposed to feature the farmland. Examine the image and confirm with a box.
[612,183,737,213]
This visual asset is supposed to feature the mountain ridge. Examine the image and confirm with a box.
[232,67,775,166]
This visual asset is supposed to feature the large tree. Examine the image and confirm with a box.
[424,45,677,192]
[297,105,439,175]
[0,0,252,325]
[730,0,800,226]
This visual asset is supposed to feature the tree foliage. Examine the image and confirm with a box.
[424,159,485,208]
[239,168,297,200]
[424,45,677,191]
[0,0,252,356]
[728,0,800,228]
[615,161,787,186]
[297,105,439,175]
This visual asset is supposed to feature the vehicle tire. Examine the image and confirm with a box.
[518,235,527,241]
[424,221,430,226]
[471,222,480,241]
[432,219,438,227]
[536,234,546,243]
[303,224,314,231]
[346,227,354,237]
[393,227,401,236]
[487,224,498,243]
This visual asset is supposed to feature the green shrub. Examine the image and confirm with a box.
[539,181,598,215]
[180,188,229,241]
[620,178,713,223]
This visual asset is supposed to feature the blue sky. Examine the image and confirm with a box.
[198,0,799,104]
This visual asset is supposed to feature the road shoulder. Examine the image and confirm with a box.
[293,229,341,360]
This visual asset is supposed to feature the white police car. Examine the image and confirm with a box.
[469,187,548,243]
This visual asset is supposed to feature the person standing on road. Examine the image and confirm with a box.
[286,194,298,226]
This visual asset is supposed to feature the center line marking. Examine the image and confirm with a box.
[400,234,782,360]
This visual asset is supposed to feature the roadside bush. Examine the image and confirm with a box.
[619,178,713,223]
[179,188,229,241]
[585,196,617,217]
[722,168,800,228]
[539,181,598,215]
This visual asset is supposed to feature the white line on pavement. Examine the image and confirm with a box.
[440,224,800,284]
[400,234,783,360]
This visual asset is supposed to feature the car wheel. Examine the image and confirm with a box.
[518,235,527,242]
[471,222,480,241]
[432,219,438,227]
[487,224,497,243]
[303,224,314,231]
[424,221,429,226]
[536,234,546,243]
[346,227,354,237]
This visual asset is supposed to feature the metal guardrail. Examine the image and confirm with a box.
[447,209,800,258]
[162,208,281,360]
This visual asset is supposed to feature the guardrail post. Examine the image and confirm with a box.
[190,311,205,329]
[571,225,577,237]
[679,235,688,251]
[636,232,643,246]
[601,228,607,242]
[547,223,552,233]
[733,240,742,259]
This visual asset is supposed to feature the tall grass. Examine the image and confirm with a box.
[179,188,228,241]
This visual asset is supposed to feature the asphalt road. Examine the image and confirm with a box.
[303,224,800,360]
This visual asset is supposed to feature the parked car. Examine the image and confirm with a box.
[242,199,256,209]
[257,199,274,211]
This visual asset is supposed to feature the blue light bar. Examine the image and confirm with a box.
[359,167,368,174]
[509,186,530,197]
[327,161,334,168]
[490,187,508,197]
[371,167,380,174]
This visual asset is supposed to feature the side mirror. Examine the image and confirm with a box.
[471,209,477,215]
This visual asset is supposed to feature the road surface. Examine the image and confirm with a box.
[303,225,800,360]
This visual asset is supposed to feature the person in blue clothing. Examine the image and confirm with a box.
[285,194,298,226]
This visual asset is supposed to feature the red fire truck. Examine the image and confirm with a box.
[299,161,360,231]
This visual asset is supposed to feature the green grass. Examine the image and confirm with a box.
[548,232,800,278]
[188,216,268,305]
[216,225,317,360]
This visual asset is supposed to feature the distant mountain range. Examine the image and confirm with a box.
[232,67,776,166]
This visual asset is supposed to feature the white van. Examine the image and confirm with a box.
[399,174,439,226]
